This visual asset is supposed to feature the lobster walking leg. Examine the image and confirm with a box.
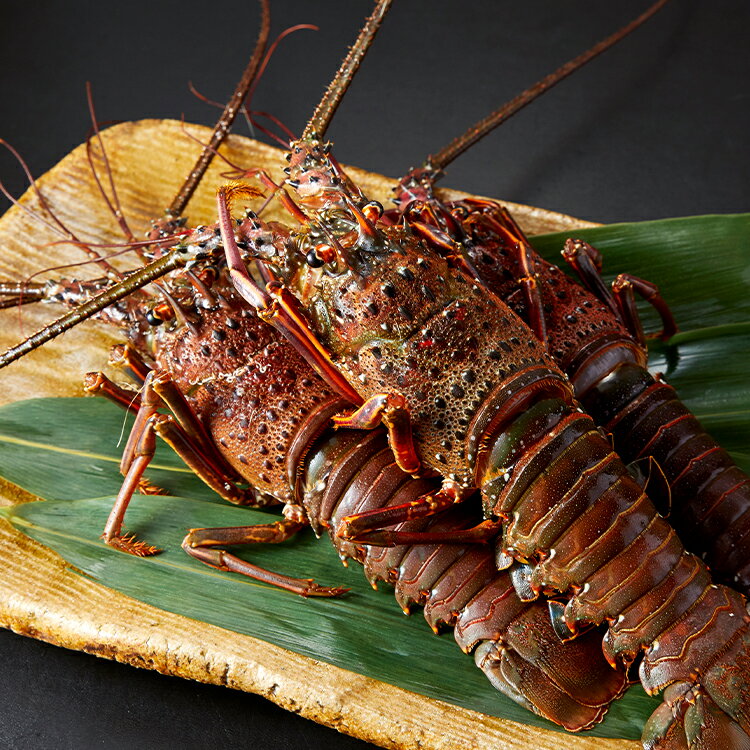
[181,521,350,598]
[611,272,678,343]
[83,371,141,413]
[332,392,422,474]
[91,366,267,555]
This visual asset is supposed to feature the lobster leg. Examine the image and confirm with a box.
[103,407,264,554]
[181,522,349,598]
[515,241,548,345]
[148,369,245,485]
[344,518,504,547]
[243,168,309,224]
[83,371,142,413]
[562,238,678,343]
[218,185,362,404]
[108,342,152,384]
[560,237,620,315]
[102,413,162,556]
[90,365,279,555]
[612,272,678,342]
[336,480,488,545]
[332,392,421,474]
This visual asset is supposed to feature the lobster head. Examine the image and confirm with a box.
[391,164,443,214]
[292,213,459,365]
[285,135,366,212]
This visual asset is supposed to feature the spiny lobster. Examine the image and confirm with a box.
[195,2,750,748]
[0,1,748,750]
[382,11,750,595]
[0,0,633,738]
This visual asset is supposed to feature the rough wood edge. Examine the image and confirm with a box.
[0,120,632,750]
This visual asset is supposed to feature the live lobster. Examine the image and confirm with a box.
[0,1,748,750]
[0,0,631,738]
[201,3,750,748]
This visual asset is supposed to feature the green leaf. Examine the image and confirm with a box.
[1,214,749,741]
[533,214,750,330]
[0,487,655,741]
[0,397,221,502]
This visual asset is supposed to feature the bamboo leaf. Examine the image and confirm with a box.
[533,214,750,331]
[0,397,220,502]
[0,491,655,740]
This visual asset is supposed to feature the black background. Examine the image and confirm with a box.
[0,1,748,748]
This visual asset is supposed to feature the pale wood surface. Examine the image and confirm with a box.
[0,120,632,750]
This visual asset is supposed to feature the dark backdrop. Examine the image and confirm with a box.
[0,1,748,748]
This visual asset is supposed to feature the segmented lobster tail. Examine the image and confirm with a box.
[644,684,750,749]
[301,428,628,731]
[641,604,750,749]
[583,362,750,593]
[476,394,750,747]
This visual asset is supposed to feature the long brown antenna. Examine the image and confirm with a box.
[0,251,186,369]
[430,0,671,171]
[168,0,271,215]
[302,0,393,139]
[0,0,275,369]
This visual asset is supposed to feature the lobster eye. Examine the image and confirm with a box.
[305,249,325,268]
[363,201,384,222]
[146,309,163,326]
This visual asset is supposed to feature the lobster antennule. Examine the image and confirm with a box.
[429,0,672,172]
[302,0,393,140]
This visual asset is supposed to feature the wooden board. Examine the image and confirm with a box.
[0,120,634,750]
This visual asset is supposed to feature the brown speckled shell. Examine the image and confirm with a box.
[309,231,559,486]
[154,291,343,500]
[458,220,648,383]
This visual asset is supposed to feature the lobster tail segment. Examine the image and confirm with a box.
[640,588,750,749]
[643,685,750,750]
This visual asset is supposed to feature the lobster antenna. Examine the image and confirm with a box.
[429,0,671,171]
[168,0,271,216]
[0,250,186,369]
[302,0,393,140]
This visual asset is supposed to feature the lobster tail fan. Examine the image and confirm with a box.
[169,0,272,216]
[473,620,628,732]
[474,623,628,732]
[302,0,393,140]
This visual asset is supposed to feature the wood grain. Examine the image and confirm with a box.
[0,120,633,750]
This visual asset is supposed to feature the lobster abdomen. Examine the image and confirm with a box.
[301,427,628,731]
[476,396,750,746]
[584,362,750,592]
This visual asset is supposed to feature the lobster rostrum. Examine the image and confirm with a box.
[0,0,632,734]
[212,4,750,748]
[383,4,750,598]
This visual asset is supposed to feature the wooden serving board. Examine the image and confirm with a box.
[0,120,634,750]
